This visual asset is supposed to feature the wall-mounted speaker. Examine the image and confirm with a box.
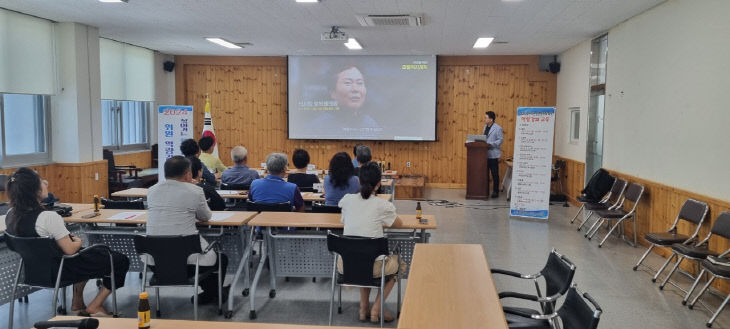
[163,61,175,72]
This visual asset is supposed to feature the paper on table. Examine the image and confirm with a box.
[217,190,242,195]
[107,211,145,220]
[210,213,234,222]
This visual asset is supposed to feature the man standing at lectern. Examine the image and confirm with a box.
[483,111,503,198]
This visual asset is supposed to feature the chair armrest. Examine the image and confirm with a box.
[583,292,602,312]
[499,291,539,301]
[530,312,559,320]
[491,268,539,279]
[203,240,220,253]
[63,244,112,259]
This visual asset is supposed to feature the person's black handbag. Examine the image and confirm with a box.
[581,168,615,202]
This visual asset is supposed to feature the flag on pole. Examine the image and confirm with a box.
[202,94,219,157]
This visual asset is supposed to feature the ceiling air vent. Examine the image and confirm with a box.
[356,14,423,27]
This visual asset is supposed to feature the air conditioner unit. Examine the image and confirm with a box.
[356,14,423,27]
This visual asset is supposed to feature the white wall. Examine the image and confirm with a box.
[149,52,176,145]
[554,39,591,161]
[555,0,730,200]
[52,22,102,163]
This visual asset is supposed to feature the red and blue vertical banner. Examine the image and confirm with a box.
[202,94,219,157]
[510,107,556,220]
[157,105,194,181]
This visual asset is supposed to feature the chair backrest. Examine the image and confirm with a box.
[4,233,64,287]
[151,143,158,168]
[677,199,709,225]
[327,232,389,286]
[299,187,316,193]
[311,202,341,213]
[103,149,116,172]
[221,183,250,191]
[0,174,8,191]
[582,168,615,201]
[134,234,202,285]
[101,197,145,210]
[558,286,602,329]
[246,200,291,212]
[710,212,730,240]
[540,250,576,299]
[607,178,627,204]
[623,183,644,204]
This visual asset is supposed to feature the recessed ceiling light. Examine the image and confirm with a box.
[205,38,242,49]
[473,37,494,49]
[344,38,362,50]
[296,0,319,2]
[99,0,128,3]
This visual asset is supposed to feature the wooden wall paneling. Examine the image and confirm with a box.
[0,161,109,204]
[176,55,556,187]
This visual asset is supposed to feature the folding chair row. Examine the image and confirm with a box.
[572,176,645,248]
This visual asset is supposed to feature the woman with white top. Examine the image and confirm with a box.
[338,162,406,323]
[3,168,129,316]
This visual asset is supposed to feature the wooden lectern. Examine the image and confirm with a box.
[465,141,489,200]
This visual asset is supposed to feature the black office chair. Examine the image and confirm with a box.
[220,182,250,190]
[246,200,292,212]
[492,249,576,328]
[327,232,401,327]
[633,199,709,282]
[5,234,119,329]
[577,178,627,232]
[506,285,602,329]
[311,202,341,213]
[134,234,223,320]
[101,197,145,209]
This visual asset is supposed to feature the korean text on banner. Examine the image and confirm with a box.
[510,107,556,220]
[157,105,194,181]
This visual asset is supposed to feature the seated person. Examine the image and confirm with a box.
[323,152,360,206]
[221,146,260,187]
[198,136,227,174]
[189,156,226,211]
[353,145,372,176]
[338,162,406,323]
[287,148,320,189]
[180,138,217,185]
[146,156,228,303]
[3,168,129,317]
[249,153,304,212]
[352,144,363,168]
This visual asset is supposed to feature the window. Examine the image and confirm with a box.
[0,93,51,166]
[102,100,151,151]
[569,108,580,144]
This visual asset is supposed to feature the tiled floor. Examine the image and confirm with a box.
[3,188,729,328]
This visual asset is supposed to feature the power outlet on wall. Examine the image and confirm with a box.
[406,161,411,168]
[94,172,99,181]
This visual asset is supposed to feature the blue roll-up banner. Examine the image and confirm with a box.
[509,107,556,220]
[157,105,194,181]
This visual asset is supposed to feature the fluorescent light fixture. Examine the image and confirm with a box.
[296,0,319,2]
[205,38,242,49]
[99,0,128,2]
[473,37,494,49]
[344,38,362,50]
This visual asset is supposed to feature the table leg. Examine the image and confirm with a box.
[225,227,252,318]
[248,228,270,320]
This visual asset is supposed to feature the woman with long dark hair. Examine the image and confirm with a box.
[323,152,360,205]
[3,168,129,316]
[338,162,406,323]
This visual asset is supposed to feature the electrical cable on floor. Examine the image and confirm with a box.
[423,199,511,210]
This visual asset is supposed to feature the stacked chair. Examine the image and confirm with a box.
[577,178,627,233]
[491,249,603,329]
[589,183,644,248]
[570,169,616,228]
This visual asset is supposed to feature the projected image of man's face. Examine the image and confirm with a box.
[331,67,367,109]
